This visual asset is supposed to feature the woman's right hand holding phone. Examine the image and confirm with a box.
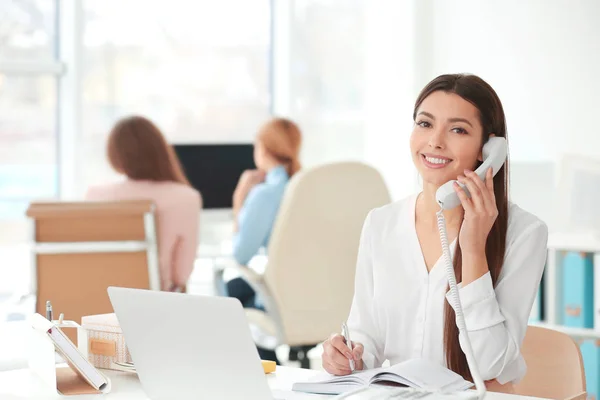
[322,334,364,375]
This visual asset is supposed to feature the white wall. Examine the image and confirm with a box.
[431,0,600,231]
[430,0,600,162]
[363,0,424,201]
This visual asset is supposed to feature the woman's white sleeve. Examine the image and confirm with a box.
[446,220,548,383]
[347,211,385,369]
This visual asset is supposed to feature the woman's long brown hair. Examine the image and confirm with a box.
[412,74,509,381]
[107,116,190,185]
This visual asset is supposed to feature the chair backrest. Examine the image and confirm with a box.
[26,200,160,342]
[264,162,391,346]
[515,326,586,400]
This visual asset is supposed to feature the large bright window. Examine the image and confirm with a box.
[80,0,272,190]
[0,0,60,221]
[0,0,57,60]
[0,75,57,218]
[288,0,366,166]
[0,0,61,302]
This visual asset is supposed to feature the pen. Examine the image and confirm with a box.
[341,322,355,372]
[46,300,53,321]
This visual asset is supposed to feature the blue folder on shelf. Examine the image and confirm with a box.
[580,340,599,400]
[561,251,594,328]
[529,271,545,323]
[529,286,543,323]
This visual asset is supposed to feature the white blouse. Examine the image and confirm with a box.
[347,194,548,384]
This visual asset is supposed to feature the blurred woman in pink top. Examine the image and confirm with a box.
[86,116,202,292]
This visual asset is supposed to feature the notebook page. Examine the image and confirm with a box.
[294,368,377,386]
[369,372,413,388]
[291,368,386,395]
[380,359,471,390]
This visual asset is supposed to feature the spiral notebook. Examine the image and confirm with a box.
[292,358,473,395]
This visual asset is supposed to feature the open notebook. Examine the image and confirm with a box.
[292,358,473,395]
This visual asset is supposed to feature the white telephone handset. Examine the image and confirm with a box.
[435,137,507,210]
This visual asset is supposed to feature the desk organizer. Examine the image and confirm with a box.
[80,313,132,371]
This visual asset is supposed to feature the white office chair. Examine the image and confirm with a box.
[216,162,391,367]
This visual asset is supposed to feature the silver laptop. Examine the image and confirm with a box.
[107,287,274,400]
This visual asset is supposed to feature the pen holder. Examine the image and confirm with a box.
[79,313,132,371]
[28,314,111,395]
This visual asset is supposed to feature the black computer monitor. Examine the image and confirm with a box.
[173,144,256,209]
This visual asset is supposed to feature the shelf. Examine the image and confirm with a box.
[530,322,600,339]
[548,232,600,252]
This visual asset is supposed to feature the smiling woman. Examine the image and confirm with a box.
[321,74,548,389]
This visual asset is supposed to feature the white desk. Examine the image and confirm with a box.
[0,366,548,400]
[0,366,325,399]
[0,325,548,400]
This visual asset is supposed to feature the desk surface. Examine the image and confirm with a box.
[0,366,548,400]
[0,366,322,399]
